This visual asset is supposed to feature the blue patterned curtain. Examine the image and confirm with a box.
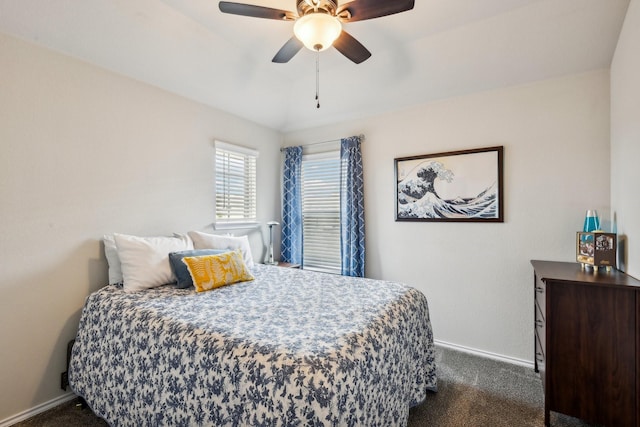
[340,135,365,277]
[281,146,303,264]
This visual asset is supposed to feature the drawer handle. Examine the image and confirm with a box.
[536,319,544,328]
[535,286,544,293]
[536,351,545,362]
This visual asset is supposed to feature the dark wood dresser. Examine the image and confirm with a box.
[532,260,640,427]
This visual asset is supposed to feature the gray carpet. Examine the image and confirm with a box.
[407,346,599,427]
[14,346,599,426]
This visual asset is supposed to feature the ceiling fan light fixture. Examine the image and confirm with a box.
[293,13,342,52]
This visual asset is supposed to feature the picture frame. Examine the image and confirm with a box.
[576,231,616,269]
[395,146,504,222]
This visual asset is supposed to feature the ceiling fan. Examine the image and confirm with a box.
[218,0,415,64]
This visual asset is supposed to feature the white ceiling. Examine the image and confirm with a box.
[0,0,630,132]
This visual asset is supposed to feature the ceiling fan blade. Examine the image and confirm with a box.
[219,2,296,20]
[272,37,304,63]
[337,0,415,22]
[333,31,371,64]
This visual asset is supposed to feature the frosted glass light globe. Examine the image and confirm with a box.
[294,13,342,52]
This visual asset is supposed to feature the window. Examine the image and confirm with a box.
[301,151,341,274]
[215,141,258,227]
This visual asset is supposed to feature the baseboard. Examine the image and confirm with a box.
[0,392,76,427]
[435,339,535,369]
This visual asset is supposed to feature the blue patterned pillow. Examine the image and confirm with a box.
[168,249,228,288]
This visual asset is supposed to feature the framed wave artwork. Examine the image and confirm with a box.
[394,146,504,222]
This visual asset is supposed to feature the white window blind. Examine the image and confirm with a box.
[301,151,341,274]
[215,141,258,225]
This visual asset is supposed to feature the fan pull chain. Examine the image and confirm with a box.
[315,50,320,109]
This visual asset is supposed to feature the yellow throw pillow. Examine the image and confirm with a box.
[182,249,254,292]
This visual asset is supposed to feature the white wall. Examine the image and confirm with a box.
[284,70,611,362]
[0,33,281,422]
[611,0,640,279]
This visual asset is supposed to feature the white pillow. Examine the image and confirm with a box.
[103,235,123,284]
[187,231,254,267]
[114,233,193,292]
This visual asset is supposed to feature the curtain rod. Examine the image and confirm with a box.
[280,138,340,152]
[279,134,363,152]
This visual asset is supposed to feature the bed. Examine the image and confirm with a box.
[69,264,436,426]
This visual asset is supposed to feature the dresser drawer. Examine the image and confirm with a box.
[535,276,546,320]
[535,332,546,369]
[535,303,545,330]
[535,318,546,359]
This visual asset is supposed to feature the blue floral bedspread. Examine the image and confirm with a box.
[69,265,436,426]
